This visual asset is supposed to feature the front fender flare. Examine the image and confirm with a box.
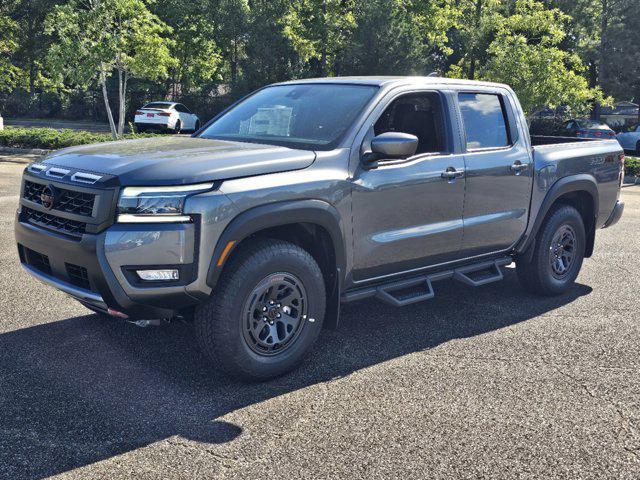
[206,199,346,289]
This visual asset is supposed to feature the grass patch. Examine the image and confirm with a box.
[0,126,160,150]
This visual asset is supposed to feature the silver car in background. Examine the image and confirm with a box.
[616,124,640,154]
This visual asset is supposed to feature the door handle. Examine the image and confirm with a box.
[441,167,464,180]
[510,162,529,175]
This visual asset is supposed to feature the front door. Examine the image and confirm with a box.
[351,92,466,281]
[456,91,533,257]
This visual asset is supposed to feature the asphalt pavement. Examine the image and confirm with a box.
[0,157,639,479]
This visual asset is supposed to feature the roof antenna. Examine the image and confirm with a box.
[427,72,439,77]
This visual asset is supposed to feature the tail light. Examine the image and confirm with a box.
[135,110,143,115]
[593,131,603,137]
[157,112,171,117]
[577,130,587,135]
[608,131,616,137]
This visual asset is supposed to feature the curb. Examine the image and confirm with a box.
[0,146,52,155]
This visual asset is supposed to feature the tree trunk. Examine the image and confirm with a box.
[100,68,118,139]
[117,68,127,137]
[467,0,483,80]
[593,0,610,121]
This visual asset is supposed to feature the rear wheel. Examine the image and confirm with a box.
[194,120,201,132]
[194,240,326,380]
[135,125,146,133]
[636,140,640,155]
[516,204,586,296]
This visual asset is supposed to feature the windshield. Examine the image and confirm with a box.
[199,84,379,150]
[579,120,610,130]
[144,102,174,109]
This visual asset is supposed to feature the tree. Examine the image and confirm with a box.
[445,0,502,80]
[552,0,634,117]
[0,6,21,94]
[239,0,300,91]
[339,0,458,76]
[282,0,356,77]
[46,0,175,138]
[154,0,225,97]
[450,0,607,117]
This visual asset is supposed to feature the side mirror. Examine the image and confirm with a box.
[362,132,419,169]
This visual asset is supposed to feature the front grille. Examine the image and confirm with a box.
[66,263,91,290]
[23,207,87,237]
[24,247,52,275]
[23,181,95,216]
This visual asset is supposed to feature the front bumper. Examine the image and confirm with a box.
[602,200,624,228]
[16,216,200,319]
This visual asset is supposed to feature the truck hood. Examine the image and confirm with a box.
[41,136,316,185]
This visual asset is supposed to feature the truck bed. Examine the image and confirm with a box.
[530,135,599,146]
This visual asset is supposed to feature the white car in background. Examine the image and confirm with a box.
[134,102,200,133]
[616,124,640,154]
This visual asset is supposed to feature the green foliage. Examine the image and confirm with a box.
[340,0,458,75]
[45,0,176,137]
[1,0,636,124]
[282,0,356,76]
[528,117,567,136]
[625,156,640,176]
[46,0,175,86]
[0,126,159,150]
[0,9,21,92]
[449,0,609,117]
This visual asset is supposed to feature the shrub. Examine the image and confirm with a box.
[625,156,640,176]
[529,117,566,136]
[0,126,159,150]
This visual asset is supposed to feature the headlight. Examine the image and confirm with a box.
[117,183,215,223]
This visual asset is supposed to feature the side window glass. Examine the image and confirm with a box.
[373,93,446,155]
[458,93,509,149]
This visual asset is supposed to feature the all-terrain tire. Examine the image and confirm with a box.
[194,239,326,380]
[516,204,586,296]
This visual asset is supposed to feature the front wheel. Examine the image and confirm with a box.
[194,240,326,380]
[173,120,182,134]
[516,204,586,296]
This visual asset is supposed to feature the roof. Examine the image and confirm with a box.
[275,75,509,89]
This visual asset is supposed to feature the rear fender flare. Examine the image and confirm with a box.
[517,174,599,258]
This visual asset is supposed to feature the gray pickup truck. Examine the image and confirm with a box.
[15,77,625,379]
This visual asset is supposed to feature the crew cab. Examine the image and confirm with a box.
[15,77,625,380]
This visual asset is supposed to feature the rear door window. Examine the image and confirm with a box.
[458,93,510,149]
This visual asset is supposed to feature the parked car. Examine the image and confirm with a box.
[16,77,625,380]
[562,119,617,139]
[134,102,200,133]
[615,123,640,154]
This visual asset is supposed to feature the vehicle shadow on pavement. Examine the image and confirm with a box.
[0,269,592,479]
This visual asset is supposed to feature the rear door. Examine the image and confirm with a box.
[457,91,533,257]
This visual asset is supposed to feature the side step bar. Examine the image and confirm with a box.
[342,257,512,307]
